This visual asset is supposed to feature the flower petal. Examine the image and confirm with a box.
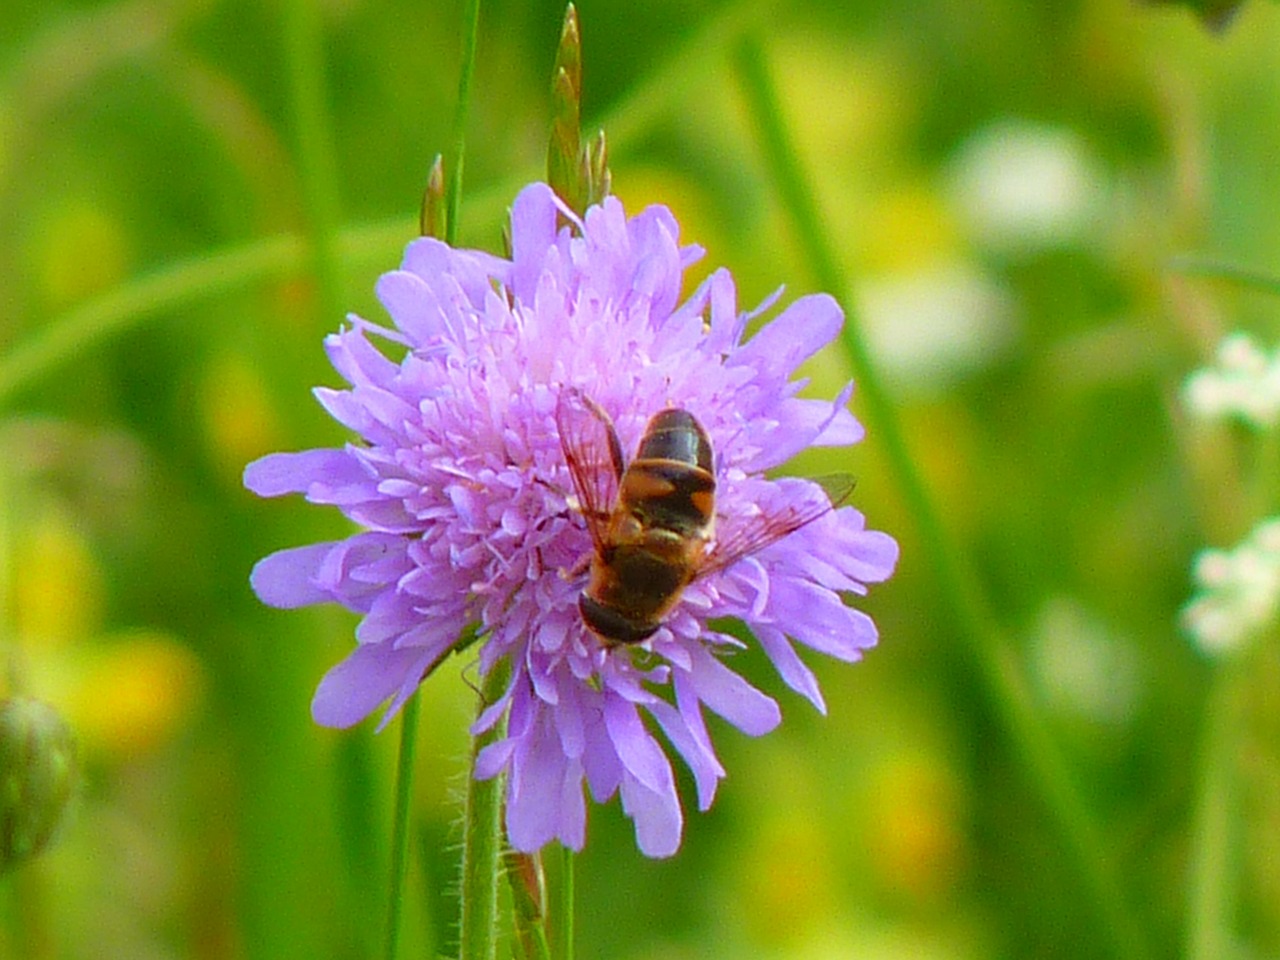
[506,712,586,852]
[754,624,826,713]
[311,642,430,728]
[474,738,515,780]
[731,293,843,381]
[683,644,781,736]
[603,695,670,795]
[509,183,561,303]
[619,771,682,859]
[376,270,448,343]
[249,543,337,608]
[768,577,880,660]
[244,449,366,498]
[647,698,724,811]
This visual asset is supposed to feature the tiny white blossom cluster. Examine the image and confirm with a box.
[1182,519,1280,656]
[1183,332,1280,429]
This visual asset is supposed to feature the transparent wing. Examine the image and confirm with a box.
[694,474,855,581]
[555,387,624,549]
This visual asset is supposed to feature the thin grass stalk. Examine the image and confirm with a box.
[384,694,422,960]
[1186,659,1242,960]
[732,31,1150,960]
[0,237,301,408]
[446,0,483,245]
[1166,256,1280,297]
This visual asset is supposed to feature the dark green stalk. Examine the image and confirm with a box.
[446,0,482,246]
[383,694,422,960]
[459,661,511,960]
[1166,256,1280,297]
[732,33,1149,960]
[437,8,507,958]
[1186,659,1242,960]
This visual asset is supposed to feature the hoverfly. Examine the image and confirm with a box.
[555,387,853,645]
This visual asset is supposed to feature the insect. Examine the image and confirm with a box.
[555,388,853,645]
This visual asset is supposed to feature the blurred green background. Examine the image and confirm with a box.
[2,0,1278,957]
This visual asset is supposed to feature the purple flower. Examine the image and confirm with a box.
[245,183,898,857]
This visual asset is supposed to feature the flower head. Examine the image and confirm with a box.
[0,697,80,872]
[1183,332,1280,429]
[1183,518,1280,656]
[245,183,897,856]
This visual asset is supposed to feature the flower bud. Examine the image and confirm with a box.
[0,697,80,872]
[547,64,584,213]
[545,4,610,216]
[420,154,446,240]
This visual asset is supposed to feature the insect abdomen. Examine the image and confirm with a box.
[635,409,714,472]
[623,409,715,535]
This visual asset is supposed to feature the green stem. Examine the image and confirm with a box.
[446,0,482,246]
[1165,256,1280,297]
[733,33,1149,960]
[1186,659,1242,960]
[384,693,422,960]
[280,0,345,320]
[335,724,383,959]
[459,661,511,960]
[390,2,486,955]
[559,845,574,960]
[445,7,498,957]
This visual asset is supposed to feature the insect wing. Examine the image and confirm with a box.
[555,388,623,548]
[695,474,856,580]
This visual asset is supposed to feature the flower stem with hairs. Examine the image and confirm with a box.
[460,660,511,960]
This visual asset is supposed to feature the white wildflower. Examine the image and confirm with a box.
[1183,518,1280,656]
[1183,332,1280,429]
